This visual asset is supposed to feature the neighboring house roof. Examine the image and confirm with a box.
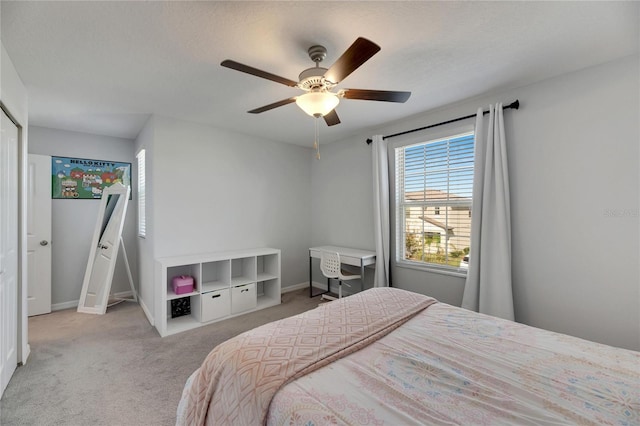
[418,216,453,232]
[405,189,471,212]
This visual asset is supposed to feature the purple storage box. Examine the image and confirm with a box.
[172,275,194,295]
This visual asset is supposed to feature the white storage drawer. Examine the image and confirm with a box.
[231,283,257,314]
[201,289,231,323]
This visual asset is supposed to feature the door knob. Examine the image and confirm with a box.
[40,240,48,246]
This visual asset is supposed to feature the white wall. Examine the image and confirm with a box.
[1,42,30,362]
[311,54,640,351]
[28,126,138,308]
[504,55,638,351]
[134,116,155,323]
[309,137,378,290]
[311,140,375,250]
[139,116,313,322]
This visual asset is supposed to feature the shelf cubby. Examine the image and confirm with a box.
[231,256,256,287]
[201,260,231,292]
[256,253,279,281]
[166,263,200,297]
[156,248,280,337]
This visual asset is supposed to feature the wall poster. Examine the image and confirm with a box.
[52,156,131,199]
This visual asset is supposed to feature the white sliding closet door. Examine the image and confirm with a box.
[0,109,19,397]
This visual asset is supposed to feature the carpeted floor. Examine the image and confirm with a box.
[0,288,319,426]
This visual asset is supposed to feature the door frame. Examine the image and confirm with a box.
[1,101,30,368]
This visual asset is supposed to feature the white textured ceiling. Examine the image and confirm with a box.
[1,1,638,146]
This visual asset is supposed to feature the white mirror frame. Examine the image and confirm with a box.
[77,182,130,314]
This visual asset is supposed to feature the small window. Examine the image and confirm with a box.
[136,149,146,237]
[395,132,474,270]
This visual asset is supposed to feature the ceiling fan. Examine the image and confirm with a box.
[221,37,411,126]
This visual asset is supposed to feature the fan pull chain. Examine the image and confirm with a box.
[313,117,318,150]
[314,117,320,160]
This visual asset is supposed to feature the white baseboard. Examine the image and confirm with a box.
[281,282,327,293]
[21,344,31,365]
[51,300,79,312]
[113,290,134,299]
[139,297,154,326]
[51,290,136,312]
[281,282,308,293]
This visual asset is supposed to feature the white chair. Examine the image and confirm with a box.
[319,251,361,301]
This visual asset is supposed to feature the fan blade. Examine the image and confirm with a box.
[324,37,381,84]
[342,89,411,103]
[323,109,341,126]
[248,97,297,114]
[221,60,298,87]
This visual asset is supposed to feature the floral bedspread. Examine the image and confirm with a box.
[177,287,437,426]
[267,303,639,425]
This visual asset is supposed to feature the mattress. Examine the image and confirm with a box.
[177,288,639,425]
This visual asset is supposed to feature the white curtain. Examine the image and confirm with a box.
[461,103,514,320]
[372,135,390,287]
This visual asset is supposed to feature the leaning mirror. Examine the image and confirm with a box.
[77,182,130,314]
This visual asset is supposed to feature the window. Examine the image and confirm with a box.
[136,149,146,237]
[395,131,474,271]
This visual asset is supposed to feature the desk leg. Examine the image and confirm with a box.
[309,254,312,298]
[361,262,365,292]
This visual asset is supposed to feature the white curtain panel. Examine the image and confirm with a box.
[372,135,390,287]
[461,104,514,320]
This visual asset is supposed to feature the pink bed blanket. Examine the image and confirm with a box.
[180,287,436,426]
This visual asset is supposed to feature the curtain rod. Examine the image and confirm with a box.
[366,99,519,144]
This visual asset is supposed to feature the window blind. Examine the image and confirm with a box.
[137,149,146,237]
[395,132,474,269]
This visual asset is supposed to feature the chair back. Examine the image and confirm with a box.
[320,251,341,279]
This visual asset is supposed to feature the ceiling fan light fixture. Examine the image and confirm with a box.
[295,92,339,117]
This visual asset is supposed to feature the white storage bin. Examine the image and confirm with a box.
[231,283,257,314]
[200,289,231,323]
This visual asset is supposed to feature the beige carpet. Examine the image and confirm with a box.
[0,288,319,426]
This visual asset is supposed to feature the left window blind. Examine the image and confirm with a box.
[137,149,146,237]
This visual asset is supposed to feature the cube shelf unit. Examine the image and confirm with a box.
[156,247,281,337]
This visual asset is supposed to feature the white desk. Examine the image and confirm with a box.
[309,246,376,297]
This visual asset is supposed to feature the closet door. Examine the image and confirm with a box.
[27,154,52,316]
[0,109,19,397]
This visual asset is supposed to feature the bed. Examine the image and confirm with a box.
[176,287,639,425]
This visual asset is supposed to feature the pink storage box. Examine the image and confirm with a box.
[172,275,194,295]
